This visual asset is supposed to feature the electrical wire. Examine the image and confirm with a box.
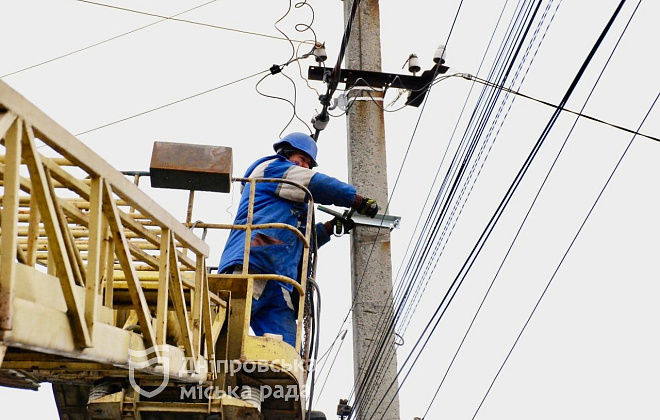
[349,0,543,415]
[255,0,318,137]
[305,278,322,420]
[389,0,513,301]
[73,0,315,45]
[362,2,561,412]
[311,0,362,140]
[344,75,458,114]
[254,0,320,137]
[311,314,351,398]
[17,1,320,137]
[356,0,558,415]
[386,0,536,342]
[328,0,508,414]
[421,1,642,417]
[75,68,269,136]
[473,88,659,420]
[313,329,348,399]
[398,0,560,341]
[315,329,347,366]
[274,0,300,65]
[1,0,218,79]
[365,1,628,418]
[463,74,660,143]
[293,1,319,58]
[296,40,326,97]
[255,69,313,137]
[303,214,321,420]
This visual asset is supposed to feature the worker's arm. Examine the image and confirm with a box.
[261,157,379,220]
[316,222,332,248]
[261,157,356,206]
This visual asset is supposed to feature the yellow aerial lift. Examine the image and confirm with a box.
[0,79,323,419]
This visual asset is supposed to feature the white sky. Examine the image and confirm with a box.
[1,0,659,419]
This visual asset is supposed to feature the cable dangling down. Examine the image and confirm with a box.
[312,0,363,141]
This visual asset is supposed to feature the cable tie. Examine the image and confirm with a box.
[269,64,282,75]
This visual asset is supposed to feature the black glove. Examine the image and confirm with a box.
[324,216,356,236]
[353,195,379,218]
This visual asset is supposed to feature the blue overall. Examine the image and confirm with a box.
[218,154,357,346]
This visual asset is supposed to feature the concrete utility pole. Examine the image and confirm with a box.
[343,1,401,419]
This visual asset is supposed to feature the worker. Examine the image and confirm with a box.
[218,132,379,347]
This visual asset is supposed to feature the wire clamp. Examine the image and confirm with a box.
[318,205,401,231]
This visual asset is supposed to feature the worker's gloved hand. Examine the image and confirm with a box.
[324,216,355,236]
[334,216,355,235]
[353,195,379,218]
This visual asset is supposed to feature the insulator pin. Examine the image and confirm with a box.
[433,44,446,65]
[408,54,421,74]
[314,42,328,63]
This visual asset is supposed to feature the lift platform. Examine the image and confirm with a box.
[0,80,318,419]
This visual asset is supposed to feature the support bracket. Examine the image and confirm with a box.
[308,64,449,107]
[317,205,401,231]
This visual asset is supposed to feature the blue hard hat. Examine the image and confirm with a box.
[273,132,318,167]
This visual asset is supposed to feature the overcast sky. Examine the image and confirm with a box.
[1,0,659,419]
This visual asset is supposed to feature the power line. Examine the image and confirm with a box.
[397,0,560,341]
[472,86,659,419]
[254,0,319,137]
[74,0,314,45]
[75,69,268,136]
[367,0,625,417]
[463,74,660,143]
[6,1,321,139]
[353,0,549,415]
[3,0,315,80]
[421,1,642,417]
[346,0,540,414]
[349,0,544,413]
[311,0,362,141]
[1,0,218,79]
[363,2,564,414]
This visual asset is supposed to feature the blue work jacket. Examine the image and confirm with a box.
[218,154,357,291]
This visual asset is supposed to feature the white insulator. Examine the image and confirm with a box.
[434,44,446,64]
[408,54,421,74]
[314,43,327,63]
[240,386,262,412]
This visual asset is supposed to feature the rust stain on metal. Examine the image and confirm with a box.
[150,141,233,193]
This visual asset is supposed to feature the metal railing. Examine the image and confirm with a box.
[191,175,317,363]
[0,80,221,382]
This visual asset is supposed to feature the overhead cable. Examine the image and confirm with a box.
[369,1,629,418]
[312,0,362,140]
[76,69,269,136]
[473,90,658,419]
[350,0,546,416]
[1,0,218,79]
[346,0,528,415]
[473,8,651,420]
[74,0,314,45]
[422,1,643,417]
[255,0,318,137]
[463,74,660,143]
[397,0,559,344]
